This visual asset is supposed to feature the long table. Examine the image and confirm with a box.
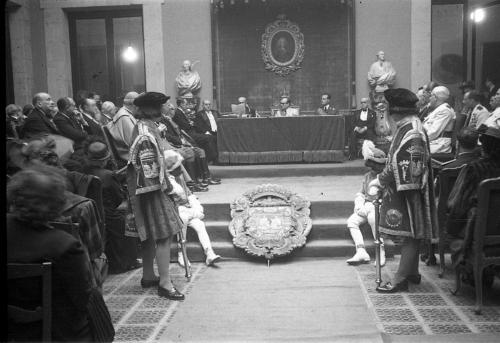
[217,115,346,164]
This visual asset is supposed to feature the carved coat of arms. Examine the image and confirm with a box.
[229,184,312,260]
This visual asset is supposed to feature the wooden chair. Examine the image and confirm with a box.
[437,166,463,277]
[454,177,500,314]
[8,262,52,342]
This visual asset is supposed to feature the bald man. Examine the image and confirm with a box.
[423,86,456,154]
[108,91,139,162]
[22,92,60,138]
[238,97,257,117]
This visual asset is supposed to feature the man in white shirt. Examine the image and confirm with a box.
[194,100,219,163]
[107,91,139,162]
[423,86,456,154]
[462,90,490,129]
[483,88,500,129]
[276,97,295,117]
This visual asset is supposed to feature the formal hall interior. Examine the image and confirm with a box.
[5,0,500,342]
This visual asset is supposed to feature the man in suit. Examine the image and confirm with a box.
[442,127,481,170]
[276,97,297,117]
[193,99,219,163]
[54,97,89,148]
[316,93,337,115]
[174,98,217,163]
[79,97,103,137]
[353,97,376,141]
[423,86,456,154]
[238,97,258,117]
[22,92,60,138]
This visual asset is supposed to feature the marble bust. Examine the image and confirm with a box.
[175,60,202,96]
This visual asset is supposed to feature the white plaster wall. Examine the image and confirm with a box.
[410,0,431,92]
[163,0,213,106]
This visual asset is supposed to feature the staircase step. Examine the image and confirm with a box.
[171,238,398,262]
[209,160,366,178]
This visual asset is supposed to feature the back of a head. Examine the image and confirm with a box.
[57,97,72,112]
[457,127,479,150]
[466,90,483,104]
[6,104,21,116]
[22,104,34,116]
[7,165,67,223]
[101,101,116,113]
[123,92,139,107]
[432,86,450,102]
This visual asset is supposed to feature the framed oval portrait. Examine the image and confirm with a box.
[261,15,305,76]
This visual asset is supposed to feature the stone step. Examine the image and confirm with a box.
[202,200,354,221]
[171,238,397,262]
[209,160,366,179]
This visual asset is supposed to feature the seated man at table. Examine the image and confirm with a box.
[276,97,297,117]
[316,93,337,115]
[194,100,219,163]
[238,97,258,117]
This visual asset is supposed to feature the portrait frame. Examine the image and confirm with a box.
[261,14,305,77]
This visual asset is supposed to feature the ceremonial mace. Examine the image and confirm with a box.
[373,192,383,287]
[177,230,192,280]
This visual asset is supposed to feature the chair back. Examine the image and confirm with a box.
[8,262,52,342]
[101,125,126,168]
[474,177,500,250]
[437,166,463,229]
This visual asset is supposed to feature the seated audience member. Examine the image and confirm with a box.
[423,86,456,154]
[194,99,220,162]
[160,101,220,190]
[346,140,386,266]
[101,101,117,123]
[163,156,222,267]
[316,93,337,115]
[107,91,139,162]
[78,97,103,137]
[483,88,500,129]
[83,139,141,274]
[442,127,480,170]
[462,90,489,129]
[238,96,258,117]
[276,97,296,117]
[485,76,499,110]
[6,104,25,139]
[447,125,500,269]
[174,98,217,163]
[315,93,337,115]
[353,97,376,142]
[22,104,34,117]
[54,97,89,148]
[7,166,114,342]
[88,92,103,112]
[22,92,60,138]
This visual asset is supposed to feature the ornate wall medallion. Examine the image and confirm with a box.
[261,14,305,76]
[229,184,312,260]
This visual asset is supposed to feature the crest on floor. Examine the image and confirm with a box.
[229,184,312,260]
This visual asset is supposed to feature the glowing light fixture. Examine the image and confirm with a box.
[470,8,485,23]
[122,45,138,63]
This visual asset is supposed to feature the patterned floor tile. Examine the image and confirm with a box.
[109,309,128,324]
[383,324,425,335]
[124,309,168,324]
[417,308,461,322]
[369,294,408,307]
[105,296,140,310]
[475,324,500,333]
[408,294,447,306]
[428,324,472,334]
[376,308,417,322]
[114,284,157,296]
[139,296,173,309]
[462,307,500,322]
[409,282,438,293]
[114,325,156,341]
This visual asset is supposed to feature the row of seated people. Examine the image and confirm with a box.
[5,90,222,193]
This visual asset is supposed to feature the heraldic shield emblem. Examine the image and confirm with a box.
[229,184,312,261]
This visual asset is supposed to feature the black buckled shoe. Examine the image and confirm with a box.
[158,286,185,300]
[141,278,160,288]
[406,274,422,284]
[376,280,409,293]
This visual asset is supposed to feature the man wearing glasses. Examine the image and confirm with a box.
[276,97,295,117]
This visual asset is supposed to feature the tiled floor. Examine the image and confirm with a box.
[104,257,500,342]
[356,257,500,336]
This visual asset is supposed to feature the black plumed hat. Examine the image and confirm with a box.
[384,88,419,115]
[134,92,170,107]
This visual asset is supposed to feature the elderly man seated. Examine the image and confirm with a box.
[423,86,456,154]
